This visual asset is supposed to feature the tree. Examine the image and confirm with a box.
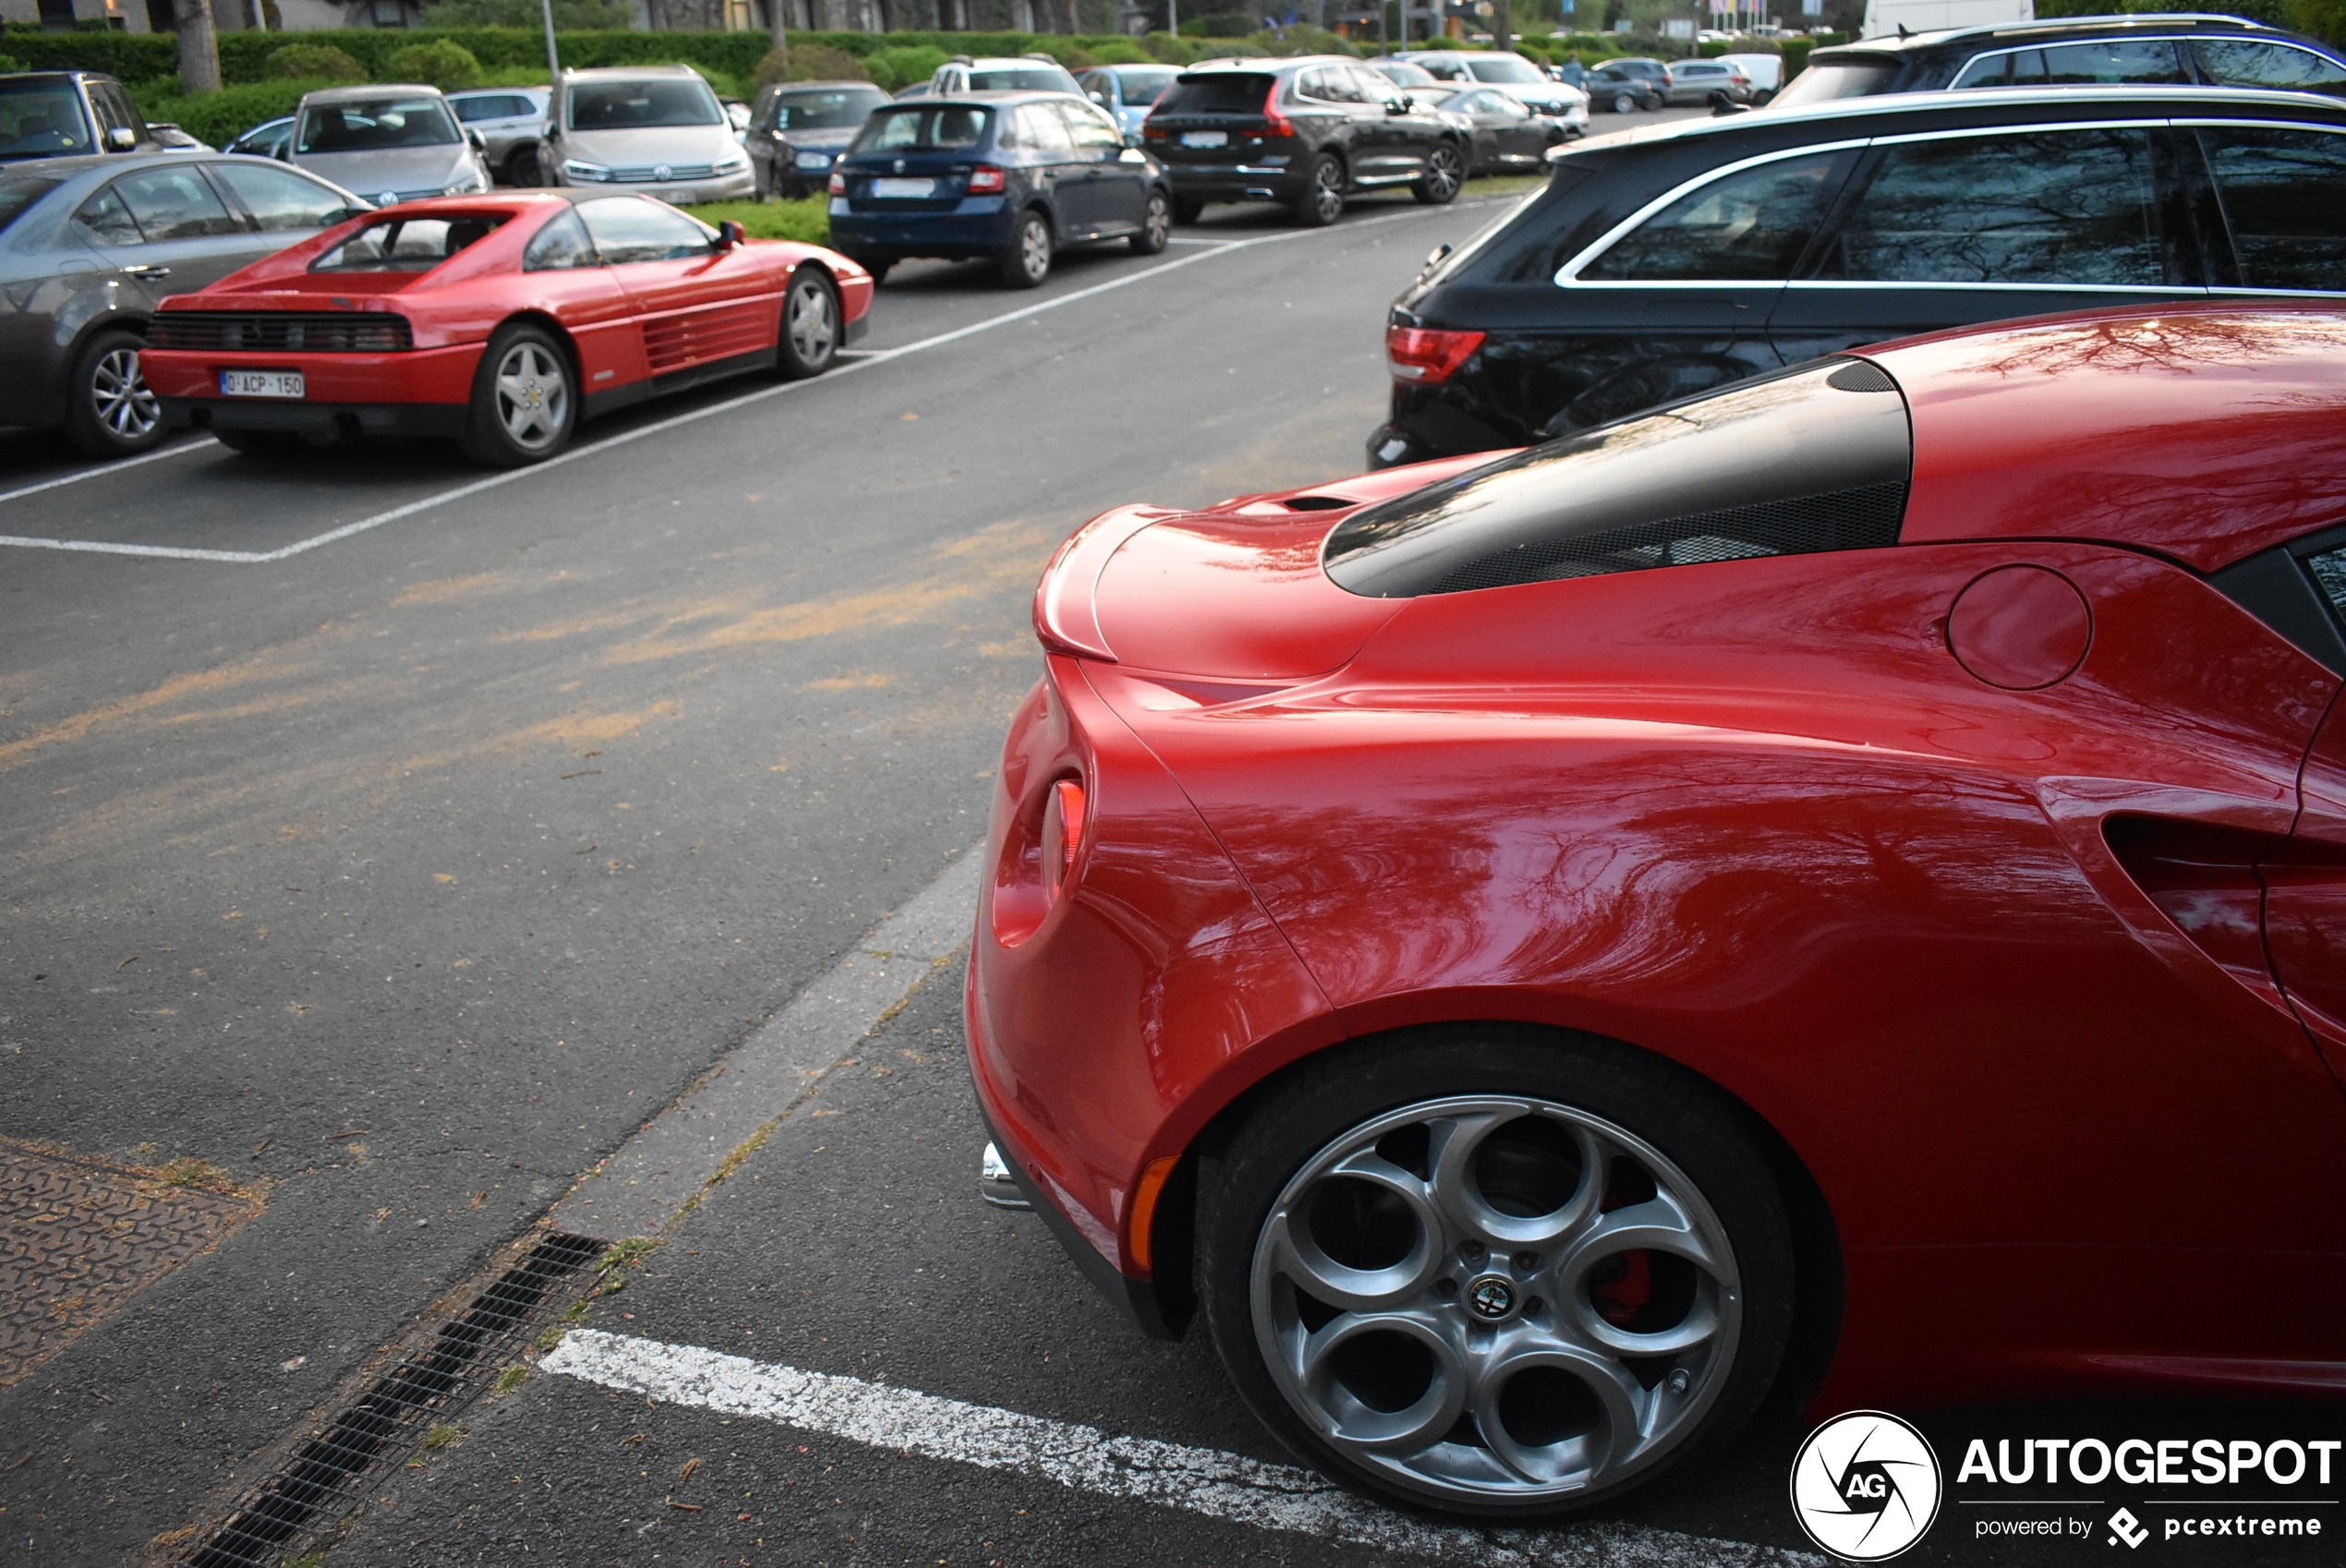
[768,0,789,77]
[176,0,221,94]
[1493,0,1512,56]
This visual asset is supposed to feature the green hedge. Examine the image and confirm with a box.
[138,78,333,145]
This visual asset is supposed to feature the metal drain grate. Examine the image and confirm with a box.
[178,1230,604,1568]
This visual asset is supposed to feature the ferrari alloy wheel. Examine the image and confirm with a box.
[1001,209,1052,289]
[1131,189,1172,255]
[1413,143,1464,206]
[66,329,163,457]
[777,270,840,379]
[1201,1029,1793,1519]
[1295,152,1344,228]
[459,323,575,466]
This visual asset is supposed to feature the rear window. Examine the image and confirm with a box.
[0,78,91,158]
[0,174,56,231]
[1467,54,1546,84]
[1770,56,1898,108]
[567,78,724,130]
[2312,547,2346,622]
[852,104,993,152]
[768,87,888,130]
[1323,360,1912,597]
[1112,67,1179,105]
[1155,73,1276,115]
[967,66,1076,92]
[297,95,461,152]
[311,213,506,272]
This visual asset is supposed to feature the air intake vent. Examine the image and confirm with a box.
[149,312,414,354]
[1428,481,1908,595]
[1827,359,1898,393]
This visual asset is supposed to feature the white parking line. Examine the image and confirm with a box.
[0,434,217,509]
[543,1329,1820,1568]
[0,200,1485,566]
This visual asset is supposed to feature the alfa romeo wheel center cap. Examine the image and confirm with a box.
[1467,1275,1516,1321]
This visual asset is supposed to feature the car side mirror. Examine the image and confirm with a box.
[467,128,488,151]
[106,126,137,152]
[1089,91,1110,107]
[716,219,744,248]
[1387,95,1410,115]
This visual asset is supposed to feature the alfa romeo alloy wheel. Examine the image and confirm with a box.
[1246,1093,1747,1510]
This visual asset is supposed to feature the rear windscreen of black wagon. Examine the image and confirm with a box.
[1155,73,1276,115]
[1323,359,1915,597]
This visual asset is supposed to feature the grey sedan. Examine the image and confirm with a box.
[0,152,362,456]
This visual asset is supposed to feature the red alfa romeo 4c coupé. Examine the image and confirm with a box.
[970,304,2346,1520]
[141,190,871,467]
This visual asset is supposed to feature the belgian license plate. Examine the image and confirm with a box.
[219,369,304,399]
[870,176,935,199]
[1180,130,1227,148]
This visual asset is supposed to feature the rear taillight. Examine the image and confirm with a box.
[1042,777,1086,902]
[1386,324,1486,384]
[1262,78,1296,139]
[1143,122,1170,140]
[968,163,1006,194]
[828,169,845,195]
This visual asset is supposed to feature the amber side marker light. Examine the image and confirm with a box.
[1129,1155,1179,1272]
[1042,778,1086,903]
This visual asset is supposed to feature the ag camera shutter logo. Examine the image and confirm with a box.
[1790,1411,1942,1561]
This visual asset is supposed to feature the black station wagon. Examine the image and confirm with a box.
[1371,85,2346,467]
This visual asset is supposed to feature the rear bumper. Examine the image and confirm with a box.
[163,397,466,439]
[828,199,1018,260]
[1162,163,1304,204]
[141,344,482,408]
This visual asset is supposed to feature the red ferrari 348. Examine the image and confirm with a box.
[970,304,2346,1519]
[141,190,871,466]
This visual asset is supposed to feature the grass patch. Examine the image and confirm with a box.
[1464,174,1548,199]
[157,1157,239,1193]
[560,1296,591,1323]
[595,1236,659,1294]
[490,1362,530,1396]
[683,196,830,247]
[421,1421,465,1451]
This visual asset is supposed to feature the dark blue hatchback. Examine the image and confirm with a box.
[827,90,1173,289]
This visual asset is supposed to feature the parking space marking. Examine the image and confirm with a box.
[543,1329,1820,1568]
[0,200,1484,566]
[0,434,215,510]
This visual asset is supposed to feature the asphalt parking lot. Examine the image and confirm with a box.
[3,119,2336,1566]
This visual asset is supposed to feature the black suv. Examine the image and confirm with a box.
[1142,55,1469,226]
[1774,15,2346,108]
[1371,85,2346,466]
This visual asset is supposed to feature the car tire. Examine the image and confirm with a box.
[775,267,840,380]
[505,146,541,187]
[862,258,893,285]
[1293,151,1344,228]
[1753,89,1775,106]
[1196,1023,1796,1522]
[999,208,1052,289]
[456,320,576,468]
[63,327,164,459]
[1131,188,1171,255]
[1613,91,1636,114]
[1172,195,1204,224]
[1412,142,1463,206]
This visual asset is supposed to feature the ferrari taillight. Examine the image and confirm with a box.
[1042,777,1086,902]
[828,169,846,195]
[968,163,1007,194]
[1386,324,1487,384]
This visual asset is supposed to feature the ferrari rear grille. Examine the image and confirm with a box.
[149,312,414,353]
[1429,481,1910,595]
